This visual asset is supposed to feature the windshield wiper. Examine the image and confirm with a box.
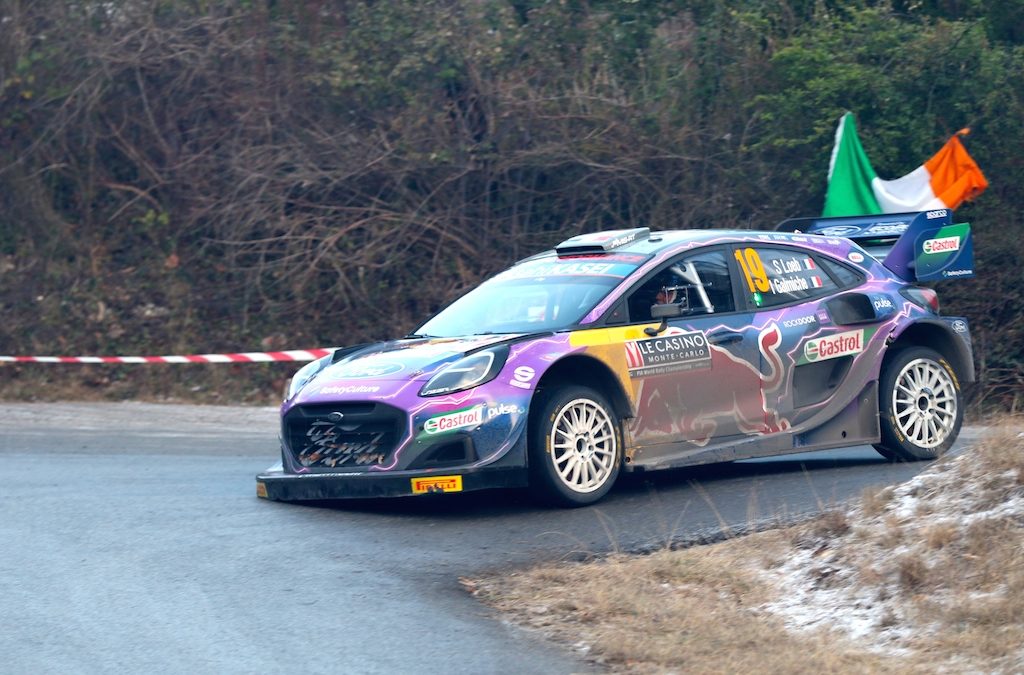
[402,333,435,339]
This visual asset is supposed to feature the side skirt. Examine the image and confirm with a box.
[624,381,880,472]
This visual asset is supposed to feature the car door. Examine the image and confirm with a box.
[623,249,766,456]
[731,244,870,429]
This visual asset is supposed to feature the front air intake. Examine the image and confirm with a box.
[283,403,406,471]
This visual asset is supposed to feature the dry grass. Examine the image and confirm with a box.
[860,484,896,518]
[467,536,901,673]
[467,420,1024,673]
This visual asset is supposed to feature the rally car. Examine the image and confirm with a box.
[257,210,975,506]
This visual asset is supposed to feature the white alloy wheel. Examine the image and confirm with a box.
[549,397,618,494]
[890,357,959,449]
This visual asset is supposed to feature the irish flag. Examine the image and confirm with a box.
[823,112,988,217]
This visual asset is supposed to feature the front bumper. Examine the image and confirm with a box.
[256,463,528,501]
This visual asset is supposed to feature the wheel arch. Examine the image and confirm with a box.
[886,320,975,384]
[534,354,633,421]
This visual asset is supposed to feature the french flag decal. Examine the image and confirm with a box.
[803,257,816,270]
[811,275,824,288]
[625,342,643,369]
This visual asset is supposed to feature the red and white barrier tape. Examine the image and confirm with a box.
[0,349,333,364]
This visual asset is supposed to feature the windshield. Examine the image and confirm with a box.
[416,254,647,337]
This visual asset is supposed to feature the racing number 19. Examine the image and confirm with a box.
[734,248,770,293]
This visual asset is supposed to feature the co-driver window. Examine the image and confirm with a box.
[627,250,735,322]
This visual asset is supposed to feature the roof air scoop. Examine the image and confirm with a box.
[555,227,650,256]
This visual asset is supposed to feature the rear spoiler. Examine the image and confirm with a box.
[776,210,974,282]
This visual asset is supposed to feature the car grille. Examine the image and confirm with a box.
[283,403,406,471]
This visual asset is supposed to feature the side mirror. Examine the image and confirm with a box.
[646,302,687,336]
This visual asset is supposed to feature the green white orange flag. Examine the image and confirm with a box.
[823,112,988,217]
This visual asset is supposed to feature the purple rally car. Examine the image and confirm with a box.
[257,209,975,506]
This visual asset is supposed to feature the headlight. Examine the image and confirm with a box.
[419,345,509,397]
[286,354,332,399]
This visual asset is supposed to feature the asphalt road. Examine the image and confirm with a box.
[0,402,982,674]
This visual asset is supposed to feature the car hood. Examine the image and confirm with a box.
[295,334,522,403]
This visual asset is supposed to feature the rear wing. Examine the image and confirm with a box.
[776,210,974,282]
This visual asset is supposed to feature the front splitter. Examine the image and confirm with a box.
[256,464,528,501]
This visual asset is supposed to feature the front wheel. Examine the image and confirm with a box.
[528,385,622,507]
[875,347,963,461]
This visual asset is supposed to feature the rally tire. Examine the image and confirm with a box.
[528,385,622,507]
[874,347,963,461]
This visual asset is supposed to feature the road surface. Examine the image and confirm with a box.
[0,403,980,673]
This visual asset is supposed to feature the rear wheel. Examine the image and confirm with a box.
[528,385,622,507]
[875,347,962,461]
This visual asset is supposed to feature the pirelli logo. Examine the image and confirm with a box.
[411,475,463,494]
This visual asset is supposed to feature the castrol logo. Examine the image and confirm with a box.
[922,236,960,255]
[804,329,865,362]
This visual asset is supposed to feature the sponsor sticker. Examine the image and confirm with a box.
[423,406,484,435]
[864,222,909,236]
[922,235,961,255]
[318,384,382,395]
[572,230,646,248]
[334,361,404,379]
[819,226,861,237]
[609,231,640,247]
[952,319,968,333]
[802,328,873,363]
[411,475,463,494]
[499,259,635,280]
[782,315,817,328]
[509,365,536,390]
[873,297,895,311]
[625,330,712,377]
[561,253,647,263]
[816,309,832,324]
[926,209,949,219]
[847,251,865,263]
[915,222,973,281]
[487,403,525,419]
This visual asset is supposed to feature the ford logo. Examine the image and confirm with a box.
[818,225,862,237]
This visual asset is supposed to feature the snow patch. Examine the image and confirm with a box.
[759,448,1024,657]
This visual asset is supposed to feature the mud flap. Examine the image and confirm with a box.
[793,380,880,450]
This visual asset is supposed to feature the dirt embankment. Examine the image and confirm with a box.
[468,424,1024,673]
